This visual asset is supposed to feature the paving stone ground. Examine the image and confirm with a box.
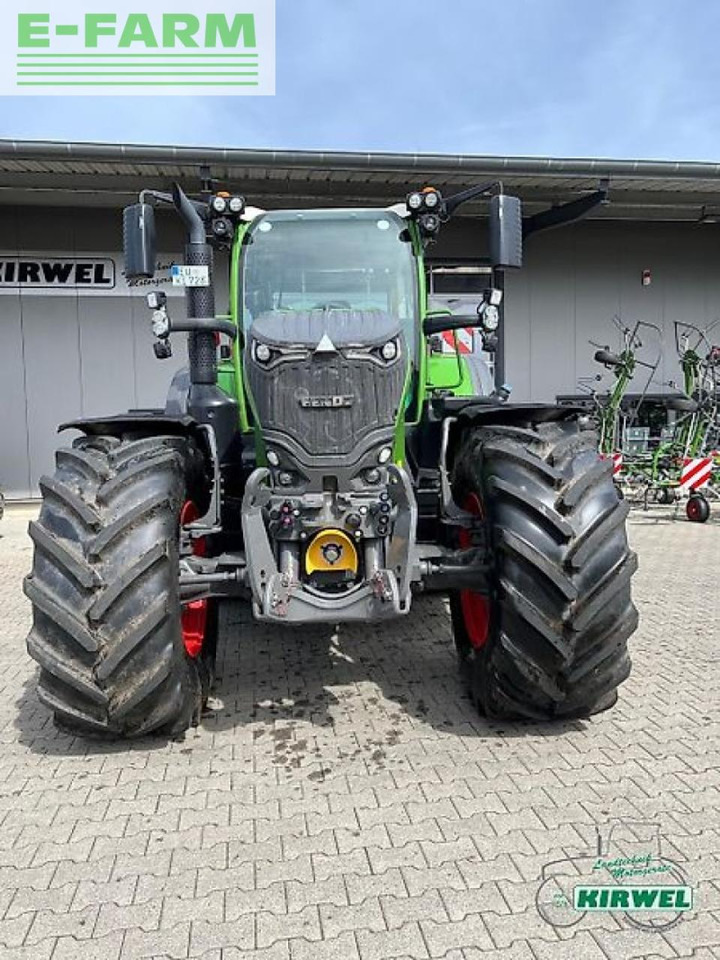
[0,503,718,960]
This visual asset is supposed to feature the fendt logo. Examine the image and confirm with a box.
[0,2,275,96]
[299,395,355,409]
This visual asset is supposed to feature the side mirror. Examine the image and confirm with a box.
[489,194,523,269]
[123,203,157,279]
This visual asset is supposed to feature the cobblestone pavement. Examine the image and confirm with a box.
[0,504,718,960]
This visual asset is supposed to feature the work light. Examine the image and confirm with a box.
[212,218,232,238]
[146,291,166,310]
[483,304,500,331]
[418,213,441,236]
[407,192,424,211]
[211,195,228,214]
[423,190,440,209]
[486,288,503,306]
[229,195,245,214]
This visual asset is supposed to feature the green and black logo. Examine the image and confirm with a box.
[536,819,693,933]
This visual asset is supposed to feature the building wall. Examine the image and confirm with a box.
[0,207,231,498]
[1,207,719,498]
[431,216,720,400]
[495,220,720,403]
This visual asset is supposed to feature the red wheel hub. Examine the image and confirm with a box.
[180,501,207,658]
[459,493,490,649]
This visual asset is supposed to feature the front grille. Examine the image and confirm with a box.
[247,354,406,458]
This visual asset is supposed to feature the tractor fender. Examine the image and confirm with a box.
[441,401,589,470]
[165,366,191,417]
[452,400,586,425]
[60,413,224,531]
[59,412,218,482]
[60,412,204,442]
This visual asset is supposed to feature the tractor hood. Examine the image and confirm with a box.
[250,308,402,349]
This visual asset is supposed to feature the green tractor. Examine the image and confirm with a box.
[24,180,638,737]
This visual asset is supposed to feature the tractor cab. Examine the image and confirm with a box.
[238,208,418,478]
[239,208,418,349]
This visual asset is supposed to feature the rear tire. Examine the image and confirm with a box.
[24,433,215,738]
[450,418,638,720]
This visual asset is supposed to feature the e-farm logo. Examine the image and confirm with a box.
[0,1,275,95]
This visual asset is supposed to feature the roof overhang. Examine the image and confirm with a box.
[1,139,720,222]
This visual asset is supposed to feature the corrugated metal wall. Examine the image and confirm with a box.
[504,220,720,402]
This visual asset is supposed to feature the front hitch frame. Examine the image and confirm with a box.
[240,466,417,623]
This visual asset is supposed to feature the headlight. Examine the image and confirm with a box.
[211,195,228,214]
[381,339,398,361]
[483,304,500,331]
[151,310,170,338]
[407,192,423,211]
[254,342,272,363]
[378,447,392,464]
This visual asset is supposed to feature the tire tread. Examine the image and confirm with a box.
[25,433,202,738]
[452,417,637,720]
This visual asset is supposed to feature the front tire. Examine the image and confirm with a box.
[450,418,638,720]
[24,433,214,738]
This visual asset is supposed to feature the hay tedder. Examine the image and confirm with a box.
[580,316,661,464]
[589,318,720,521]
[24,180,637,737]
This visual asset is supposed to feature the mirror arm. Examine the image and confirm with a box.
[140,189,174,206]
[523,181,609,239]
[169,317,237,339]
[139,186,209,243]
[443,179,501,217]
[423,314,481,337]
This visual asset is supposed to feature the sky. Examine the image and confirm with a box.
[1,0,720,161]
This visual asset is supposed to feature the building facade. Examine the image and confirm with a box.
[2,142,719,498]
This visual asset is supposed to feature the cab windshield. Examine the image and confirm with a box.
[240,208,417,356]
